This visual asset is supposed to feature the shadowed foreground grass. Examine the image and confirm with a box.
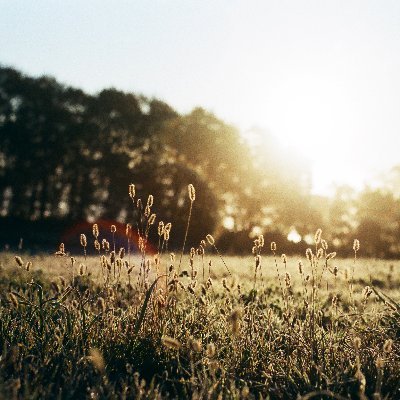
[0,188,399,399]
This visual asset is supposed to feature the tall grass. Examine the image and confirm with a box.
[0,184,398,399]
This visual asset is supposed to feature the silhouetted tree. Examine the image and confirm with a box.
[3,66,400,256]
[355,189,400,257]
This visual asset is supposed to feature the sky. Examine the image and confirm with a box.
[1,0,400,196]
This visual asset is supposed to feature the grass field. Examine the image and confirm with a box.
[0,240,399,399]
[0,185,399,399]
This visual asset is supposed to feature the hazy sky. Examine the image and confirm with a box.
[1,0,400,195]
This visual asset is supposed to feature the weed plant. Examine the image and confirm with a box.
[0,185,399,399]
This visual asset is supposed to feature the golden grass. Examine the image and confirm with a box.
[0,184,398,399]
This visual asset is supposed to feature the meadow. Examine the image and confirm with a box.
[0,185,399,399]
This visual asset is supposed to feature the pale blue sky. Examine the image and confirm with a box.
[1,0,400,195]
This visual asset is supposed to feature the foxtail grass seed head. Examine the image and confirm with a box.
[209,360,219,375]
[164,230,170,241]
[80,234,87,247]
[383,339,393,353]
[362,286,372,300]
[281,254,287,263]
[111,225,116,233]
[326,252,336,260]
[314,228,322,244]
[222,278,230,292]
[259,234,264,247]
[285,272,291,287]
[206,234,215,245]
[25,261,31,271]
[129,183,135,199]
[138,237,145,252]
[59,243,65,253]
[241,385,250,398]
[158,221,164,236]
[317,248,324,259]
[306,248,313,261]
[161,336,181,350]
[126,223,132,236]
[92,224,99,238]
[333,265,338,276]
[190,338,202,353]
[79,263,85,275]
[15,256,23,267]
[353,337,362,350]
[119,247,125,259]
[189,247,195,259]
[353,239,360,252]
[136,198,143,210]
[271,242,276,251]
[255,255,261,269]
[229,309,242,335]
[165,222,172,233]
[298,261,303,274]
[94,240,101,251]
[9,293,19,308]
[88,348,105,374]
[321,239,328,250]
[146,194,154,208]
[188,184,196,202]
[148,213,156,225]
[206,343,216,358]
[376,356,385,369]
[97,297,106,312]
[197,245,204,256]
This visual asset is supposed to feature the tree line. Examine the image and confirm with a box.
[0,66,399,257]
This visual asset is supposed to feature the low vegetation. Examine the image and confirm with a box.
[0,185,399,399]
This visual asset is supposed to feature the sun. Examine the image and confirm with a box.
[258,73,368,196]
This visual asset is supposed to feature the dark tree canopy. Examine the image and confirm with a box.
[1,66,399,257]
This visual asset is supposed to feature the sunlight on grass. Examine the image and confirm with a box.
[0,184,398,399]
